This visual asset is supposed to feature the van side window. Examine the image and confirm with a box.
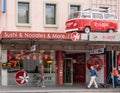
[81,12,91,18]
[92,13,103,19]
[104,14,117,20]
[73,12,80,18]
[69,12,81,19]
[68,13,73,19]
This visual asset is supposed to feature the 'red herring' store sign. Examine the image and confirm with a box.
[0,31,88,41]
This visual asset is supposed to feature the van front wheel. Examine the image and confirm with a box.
[108,29,114,33]
[84,27,91,33]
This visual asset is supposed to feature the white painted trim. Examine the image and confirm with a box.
[65,28,79,32]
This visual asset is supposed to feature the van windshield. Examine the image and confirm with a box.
[104,14,117,20]
[68,12,81,19]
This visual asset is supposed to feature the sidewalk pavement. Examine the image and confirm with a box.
[0,85,120,93]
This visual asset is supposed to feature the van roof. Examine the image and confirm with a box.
[84,8,109,13]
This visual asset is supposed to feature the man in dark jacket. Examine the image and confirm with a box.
[87,66,98,88]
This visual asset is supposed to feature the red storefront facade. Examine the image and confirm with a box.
[0,31,120,86]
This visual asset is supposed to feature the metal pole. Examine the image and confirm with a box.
[112,50,114,88]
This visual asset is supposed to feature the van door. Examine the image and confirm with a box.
[91,13,103,32]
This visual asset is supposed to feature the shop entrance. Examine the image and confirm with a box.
[63,58,73,85]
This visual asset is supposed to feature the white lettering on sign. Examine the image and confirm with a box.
[102,35,115,40]
[19,33,23,38]
[4,32,18,38]
[24,33,46,38]
[2,31,70,40]
[90,48,105,55]
[47,34,51,38]
[52,34,65,39]
[94,22,109,27]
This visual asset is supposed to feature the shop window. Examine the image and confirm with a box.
[44,3,58,27]
[43,54,54,73]
[4,50,55,74]
[3,51,22,72]
[17,1,31,26]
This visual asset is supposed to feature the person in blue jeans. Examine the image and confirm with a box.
[88,66,98,88]
[113,67,120,88]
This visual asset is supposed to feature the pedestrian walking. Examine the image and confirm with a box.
[113,67,120,88]
[87,66,98,89]
[39,64,45,87]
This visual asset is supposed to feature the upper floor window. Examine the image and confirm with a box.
[18,2,30,24]
[70,5,80,13]
[45,3,57,25]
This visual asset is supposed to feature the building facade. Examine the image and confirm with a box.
[0,0,120,87]
[0,0,91,33]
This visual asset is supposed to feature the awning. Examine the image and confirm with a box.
[1,31,120,50]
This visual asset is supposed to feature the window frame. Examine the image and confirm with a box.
[68,3,81,15]
[16,0,31,26]
[44,1,58,27]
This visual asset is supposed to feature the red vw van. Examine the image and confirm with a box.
[65,9,118,33]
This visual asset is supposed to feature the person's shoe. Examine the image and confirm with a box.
[87,87,90,89]
[41,85,45,88]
